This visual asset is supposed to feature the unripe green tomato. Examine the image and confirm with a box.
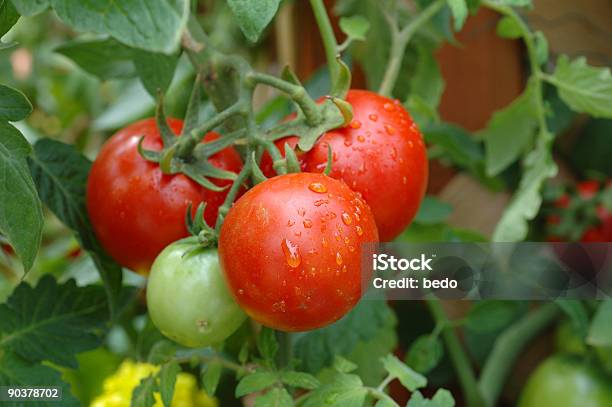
[518,355,612,407]
[147,240,246,347]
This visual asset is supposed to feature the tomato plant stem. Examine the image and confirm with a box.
[478,302,560,407]
[309,0,340,85]
[426,299,485,407]
[276,331,293,368]
[378,0,446,97]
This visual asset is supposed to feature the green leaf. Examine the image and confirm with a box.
[414,197,453,225]
[493,136,557,241]
[280,371,320,390]
[132,49,179,97]
[587,300,612,347]
[258,327,279,361]
[148,340,178,364]
[409,44,445,110]
[446,0,468,31]
[294,301,394,373]
[375,398,399,407]
[555,300,589,340]
[9,0,48,16]
[0,351,80,406]
[534,31,548,66]
[381,355,427,392]
[55,38,136,80]
[407,389,455,407]
[254,387,293,407]
[235,372,278,397]
[496,16,521,38]
[226,0,281,43]
[201,360,223,396]
[302,373,367,407]
[131,373,158,407]
[406,336,444,374]
[28,139,124,316]
[49,0,189,54]
[0,0,19,38]
[333,356,358,373]
[159,362,180,407]
[0,122,42,271]
[550,55,612,118]
[0,276,108,368]
[0,84,33,121]
[465,301,525,333]
[480,85,538,176]
[339,15,370,41]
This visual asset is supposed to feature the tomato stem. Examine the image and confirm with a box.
[477,302,560,407]
[426,299,485,407]
[309,0,340,86]
[378,0,446,97]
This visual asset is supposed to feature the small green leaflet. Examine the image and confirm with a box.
[254,387,293,407]
[159,362,180,407]
[549,55,612,119]
[0,276,108,368]
[0,84,32,121]
[302,373,367,407]
[493,135,557,241]
[496,16,522,39]
[446,0,468,31]
[414,196,453,225]
[480,84,538,176]
[381,355,427,392]
[339,15,371,41]
[227,0,281,43]
[407,389,455,407]
[406,335,444,374]
[0,122,42,272]
[235,372,278,397]
[280,371,320,389]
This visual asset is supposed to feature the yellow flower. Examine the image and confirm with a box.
[91,360,217,407]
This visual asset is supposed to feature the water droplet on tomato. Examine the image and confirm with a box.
[297,207,306,217]
[341,212,352,225]
[357,135,365,143]
[385,124,396,135]
[408,140,414,148]
[344,139,352,147]
[287,219,295,227]
[383,102,395,111]
[272,301,287,313]
[403,176,407,185]
[369,114,378,122]
[309,182,327,193]
[336,252,343,265]
[322,237,328,248]
[356,226,364,236]
[349,120,362,129]
[348,245,355,253]
[281,238,301,268]
[344,236,350,244]
[238,288,245,295]
[314,199,329,207]
[303,219,313,228]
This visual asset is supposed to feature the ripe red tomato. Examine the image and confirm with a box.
[261,90,428,241]
[87,118,243,273]
[218,172,379,332]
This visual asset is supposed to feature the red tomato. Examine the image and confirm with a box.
[261,90,428,241]
[87,118,243,273]
[547,181,612,242]
[218,172,379,332]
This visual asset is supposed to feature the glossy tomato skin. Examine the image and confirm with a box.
[87,118,243,273]
[261,90,428,241]
[218,173,379,332]
[147,240,246,347]
[518,355,612,407]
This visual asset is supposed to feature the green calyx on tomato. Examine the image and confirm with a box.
[87,118,243,273]
[147,239,247,348]
[518,355,612,407]
[218,172,379,332]
[261,89,428,241]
